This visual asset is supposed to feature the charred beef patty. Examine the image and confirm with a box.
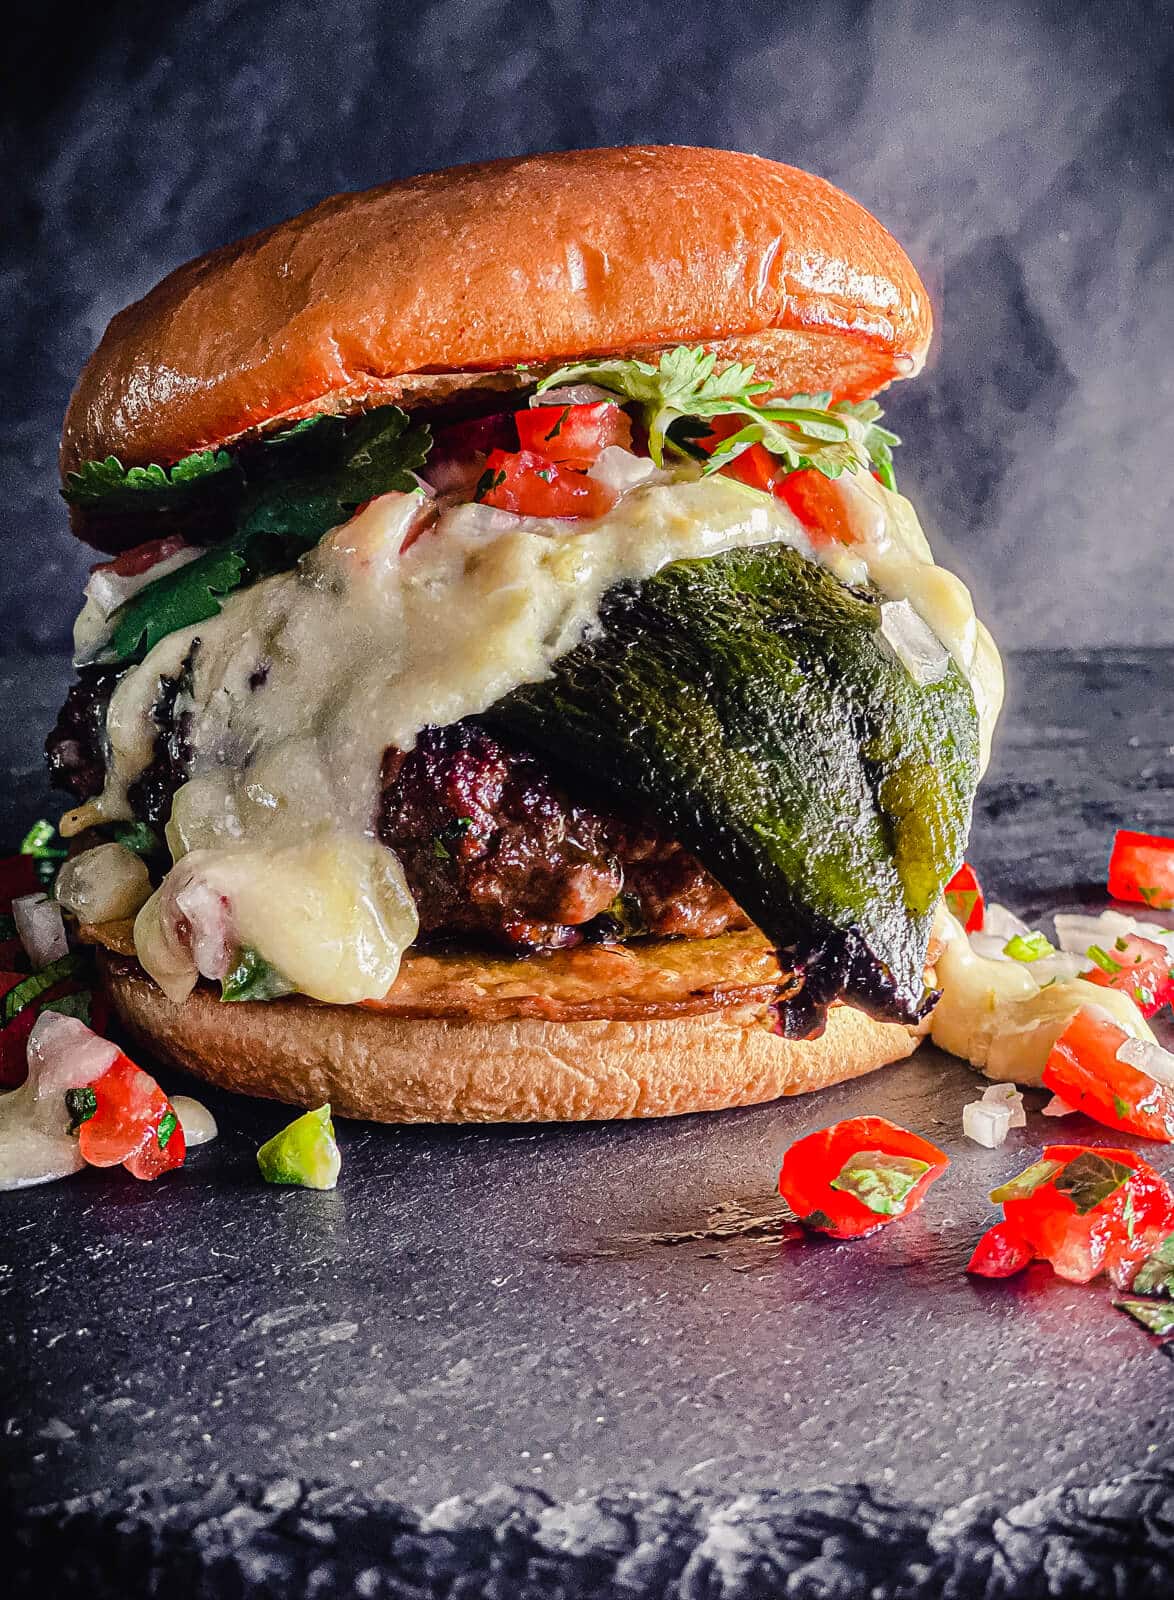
[47,676,747,952]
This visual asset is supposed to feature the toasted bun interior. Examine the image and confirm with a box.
[99,948,921,1124]
[63,144,931,488]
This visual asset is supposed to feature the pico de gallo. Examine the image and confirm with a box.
[778,1115,949,1239]
[1109,828,1174,913]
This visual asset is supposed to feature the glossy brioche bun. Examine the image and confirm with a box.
[99,950,920,1124]
[62,144,932,483]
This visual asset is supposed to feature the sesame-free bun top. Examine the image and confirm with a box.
[61,145,932,479]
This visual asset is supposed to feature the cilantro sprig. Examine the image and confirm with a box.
[74,406,431,667]
[536,347,900,488]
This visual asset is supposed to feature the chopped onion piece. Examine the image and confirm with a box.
[982,903,1032,941]
[1042,1094,1077,1117]
[54,843,152,923]
[171,1094,218,1147]
[963,1099,1013,1148]
[1116,1035,1174,1088]
[982,1081,1027,1127]
[586,446,662,497]
[1053,910,1174,961]
[12,893,69,969]
[534,383,620,407]
[879,600,950,685]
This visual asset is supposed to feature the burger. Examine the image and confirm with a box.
[45,145,1003,1124]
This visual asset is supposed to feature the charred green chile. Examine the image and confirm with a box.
[487,544,979,1029]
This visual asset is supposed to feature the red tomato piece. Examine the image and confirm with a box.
[778,1115,949,1239]
[774,469,856,545]
[516,403,632,467]
[966,1220,1034,1278]
[944,862,985,932]
[0,854,39,905]
[78,1052,185,1179]
[1109,829,1174,912]
[477,449,617,519]
[999,1143,1174,1283]
[97,534,191,580]
[1081,933,1174,1018]
[1043,1008,1174,1142]
[696,416,779,493]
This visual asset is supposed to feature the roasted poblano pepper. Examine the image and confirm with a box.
[488,544,979,1030]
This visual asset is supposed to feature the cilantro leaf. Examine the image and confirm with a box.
[221,946,294,1003]
[537,346,899,486]
[1114,1298,1174,1336]
[829,1150,930,1216]
[1131,1233,1174,1297]
[157,1110,179,1150]
[63,448,240,510]
[107,546,246,663]
[1052,1151,1133,1215]
[989,1158,1064,1204]
[64,1085,97,1133]
[3,955,82,1022]
[96,405,432,666]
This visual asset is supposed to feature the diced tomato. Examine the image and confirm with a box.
[516,402,632,467]
[966,1220,1035,1278]
[995,1143,1174,1284]
[96,534,191,580]
[477,449,617,519]
[1109,829,1174,912]
[78,1051,185,1178]
[1081,933,1174,1018]
[778,1115,949,1239]
[944,862,985,932]
[1042,1007,1174,1142]
[696,416,778,493]
[774,468,856,545]
[0,853,39,904]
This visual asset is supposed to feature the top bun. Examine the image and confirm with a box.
[61,144,932,479]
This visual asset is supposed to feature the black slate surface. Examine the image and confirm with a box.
[5,649,1174,1597]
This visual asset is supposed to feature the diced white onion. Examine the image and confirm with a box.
[879,600,950,685]
[533,384,619,407]
[586,446,662,497]
[982,1081,1027,1127]
[27,1012,119,1109]
[1042,1093,1077,1117]
[982,903,1032,941]
[171,1094,218,1147]
[963,1099,1013,1148]
[1116,1035,1174,1087]
[12,894,69,969]
[54,843,152,924]
[1053,910,1174,961]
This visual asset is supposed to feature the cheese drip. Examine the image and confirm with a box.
[75,462,1002,1006]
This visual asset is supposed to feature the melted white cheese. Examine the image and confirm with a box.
[930,910,1156,1084]
[76,462,1003,1006]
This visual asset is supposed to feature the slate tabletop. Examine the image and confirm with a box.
[6,646,1174,1598]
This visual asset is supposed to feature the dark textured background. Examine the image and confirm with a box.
[3,0,1172,653]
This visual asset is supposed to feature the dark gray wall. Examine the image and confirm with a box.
[3,0,1170,653]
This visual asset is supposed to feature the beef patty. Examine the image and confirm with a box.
[47,672,747,952]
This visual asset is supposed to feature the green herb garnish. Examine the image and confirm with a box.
[1130,1234,1174,1297]
[220,947,294,1004]
[76,406,431,667]
[1052,1151,1133,1215]
[830,1150,930,1216]
[64,1085,97,1133]
[110,822,162,857]
[537,347,900,486]
[157,1110,178,1150]
[989,1158,1064,1204]
[1114,1298,1174,1336]
[1003,932,1056,962]
[3,955,81,1022]
[63,448,239,510]
[20,819,66,861]
[1085,944,1122,975]
[42,991,94,1026]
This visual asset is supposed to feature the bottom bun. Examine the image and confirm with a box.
[100,951,921,1124]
